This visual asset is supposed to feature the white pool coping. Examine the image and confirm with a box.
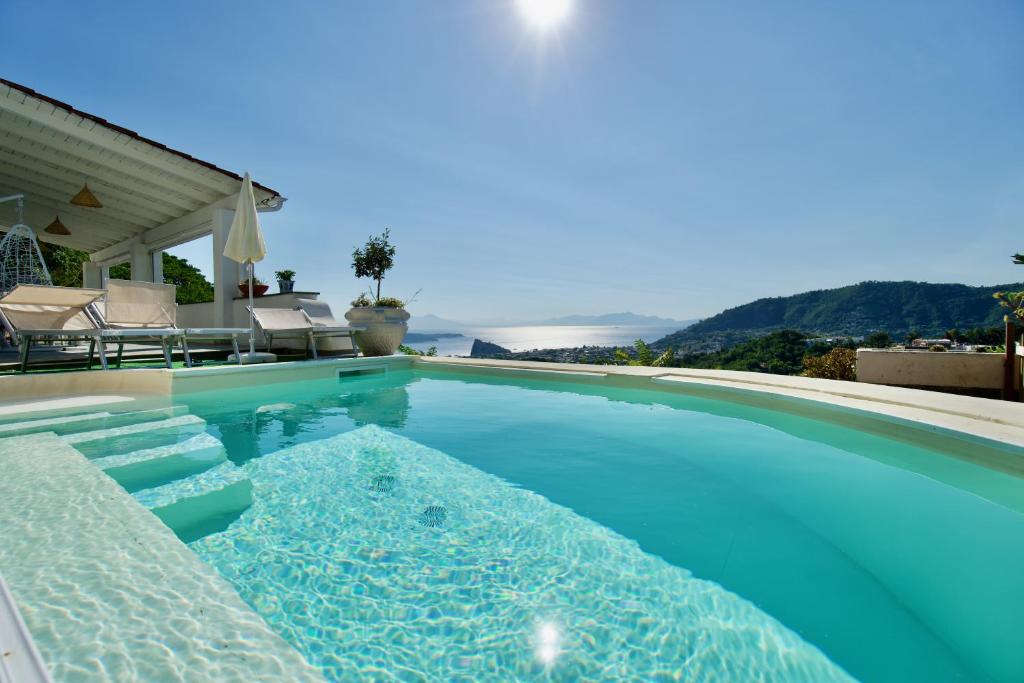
[0,575,52,683]
[0,433,323,682]
[0,354,1021,448]
[415,357,1024,450]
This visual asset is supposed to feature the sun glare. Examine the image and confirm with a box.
[516,0,574,31]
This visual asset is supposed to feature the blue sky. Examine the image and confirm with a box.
[2,1,1022,323]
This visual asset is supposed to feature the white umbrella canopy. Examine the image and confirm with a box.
[224,173,273,362]
[224,173,266,264]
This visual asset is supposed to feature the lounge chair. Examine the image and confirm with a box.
[0,284,177,371]
[101,279,245,367]
[296,298,358,356]
[249,307,361,359]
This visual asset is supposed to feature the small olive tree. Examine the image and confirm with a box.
[352,229,396,303]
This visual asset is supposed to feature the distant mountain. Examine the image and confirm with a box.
[655,280,1020,351]
[408,314,468,330]
[541,312,698,327]
[411,311,697,329]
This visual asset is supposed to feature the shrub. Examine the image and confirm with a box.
[929,344,947,352]
[398,344,437,357]
[375,296,405,308]
[275,269,295,281]
[802,347,857,381]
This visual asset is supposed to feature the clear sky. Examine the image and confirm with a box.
[2,1,1022,323]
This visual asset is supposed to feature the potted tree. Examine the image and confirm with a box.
[344,229,410,356]
[275,269,296,294]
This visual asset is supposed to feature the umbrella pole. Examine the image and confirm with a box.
[248,261,256,355]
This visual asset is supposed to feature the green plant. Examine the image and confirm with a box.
[241,276,265,286]
[994,291,1024,324]
[375,296,405,308]
[275,269,295,281]
[352,229,396,302]
[351,293,371,307]
[398,344,437,357]
[929,344,947,352]
[613,339,676,367]
[802,347,857,381]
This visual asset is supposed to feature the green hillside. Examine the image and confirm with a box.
[656,281,1020,351]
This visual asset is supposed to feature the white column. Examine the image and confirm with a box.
[151,249,164,284]
[211,208,239,327]
[100,266,111,288]
[129,242,153,282]
[82,262,102,289]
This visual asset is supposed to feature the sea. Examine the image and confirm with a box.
[404,325,682,357]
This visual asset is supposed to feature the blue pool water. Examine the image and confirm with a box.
[171,368,1024,682]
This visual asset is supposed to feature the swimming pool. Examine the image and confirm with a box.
[5,363,1024,681]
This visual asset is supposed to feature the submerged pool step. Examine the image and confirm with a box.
[0,405,188,439]
[135,461,253,543]
[64,415,207,458]
[94,433,228,493]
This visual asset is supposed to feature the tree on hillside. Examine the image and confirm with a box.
[39,244,213,305]
[863,331,891,348]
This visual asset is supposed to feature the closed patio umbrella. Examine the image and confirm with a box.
[224,173,275,363]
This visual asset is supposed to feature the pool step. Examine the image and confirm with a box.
[94,433,228,493]
[23,404,256,543]
[63,414,207,458]
[0,405,187,438]
[134,461,253,543]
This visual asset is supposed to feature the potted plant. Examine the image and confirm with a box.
[239,276,269,298]
[344,229,411,356]
[275,269,296,294]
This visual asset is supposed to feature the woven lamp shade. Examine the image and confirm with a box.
[45,215,71,235]
[70,183,103,208]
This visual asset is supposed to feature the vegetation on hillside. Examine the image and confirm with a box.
[656,280,1019,352]
[40,244,214,305]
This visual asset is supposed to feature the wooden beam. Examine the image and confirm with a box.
[0,112,222,206]
[0,132,202,213]
[0,153,179,224]
[0,171,154,232]
[0,220,109,252]
[0,93,242,197]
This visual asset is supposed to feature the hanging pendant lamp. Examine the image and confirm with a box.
[70,183,103,208]
[45,215,71,235]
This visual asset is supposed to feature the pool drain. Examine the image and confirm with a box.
[370,475,396,493]
[419,505,447,528]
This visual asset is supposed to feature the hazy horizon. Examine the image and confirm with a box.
[3,0,1022,322]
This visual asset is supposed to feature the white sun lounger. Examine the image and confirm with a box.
[0,284,179,371]
[296,297,358,356]
[101,279,246,367]
[249,307,361,359]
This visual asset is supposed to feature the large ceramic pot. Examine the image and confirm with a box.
[277,279,295,294]
[344,306,410,356]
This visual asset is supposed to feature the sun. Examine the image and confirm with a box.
[515,0,574,31]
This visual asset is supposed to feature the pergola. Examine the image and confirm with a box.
[0,78,285,327]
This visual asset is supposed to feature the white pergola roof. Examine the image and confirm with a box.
[0,78,284,264]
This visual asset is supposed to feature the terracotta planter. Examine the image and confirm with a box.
[239,283,270,297]
[344,306,410,356]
